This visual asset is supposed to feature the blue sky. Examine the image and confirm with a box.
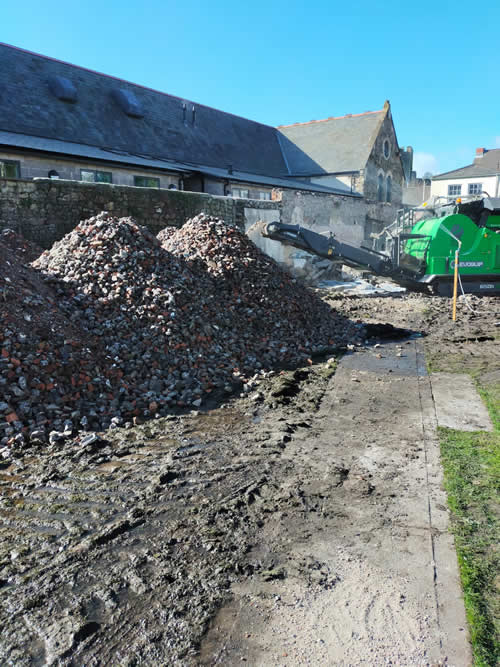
[3,0,499,176]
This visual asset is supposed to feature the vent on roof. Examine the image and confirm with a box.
[48,76,77,103]
[113,89,144,118]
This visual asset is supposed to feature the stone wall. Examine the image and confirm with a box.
[1,176,397,283]
[0,178,279,248]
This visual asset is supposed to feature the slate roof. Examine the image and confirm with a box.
[277,110,386,175]
[474,148,500,170]
[0,42,366,197]
[433,149,500,180]
[0,43,288,178]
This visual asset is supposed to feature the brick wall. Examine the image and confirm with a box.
[0,178,279,248]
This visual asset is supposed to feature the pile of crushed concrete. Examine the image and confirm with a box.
[1,213,363,447]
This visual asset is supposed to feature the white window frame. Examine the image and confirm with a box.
[232,188,248,199]
[448,184,462,197]
[259,192,271,200]
[468,183,482,195]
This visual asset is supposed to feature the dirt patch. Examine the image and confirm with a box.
[1,292,495,664]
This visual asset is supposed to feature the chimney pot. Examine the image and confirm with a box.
[476,147,486,156]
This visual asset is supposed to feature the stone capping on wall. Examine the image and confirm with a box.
[0,177,281,249]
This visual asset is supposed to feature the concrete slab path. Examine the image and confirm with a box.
[203,340,472,666]
[431,372,493,432]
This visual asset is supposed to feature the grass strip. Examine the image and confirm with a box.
[439,382,499,667]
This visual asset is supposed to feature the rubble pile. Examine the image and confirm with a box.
[1,236,94,448]
[0,228,43,262]
[1,212,362,446]
[159,214,361,363]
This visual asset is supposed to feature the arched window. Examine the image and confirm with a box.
[383,139,391,159]
[377,173,384,202]
[386,175,392,203]
[48,169,59,179]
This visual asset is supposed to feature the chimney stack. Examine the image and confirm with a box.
[476,147,486,158]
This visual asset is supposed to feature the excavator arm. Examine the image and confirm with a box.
[262,222,395,277]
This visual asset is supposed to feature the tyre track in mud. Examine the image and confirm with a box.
[0,366,332,665]
[0,326,475,665]
[199,339,471,666]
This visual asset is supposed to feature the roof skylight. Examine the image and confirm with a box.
[113,89,144,118]
[48,76,77,103]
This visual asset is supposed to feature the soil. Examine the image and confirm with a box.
[0,292,497,665]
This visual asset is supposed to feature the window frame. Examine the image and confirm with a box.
[383,139,391,159]
[80,169,112,184]
[468,183,482,195]
[259,191,271,200]
[231,188,249,199]
[377,173,385,202]
[134,175,160,188]
[0,159,21,179]
[386,174,392,203]
[447,184,462,197]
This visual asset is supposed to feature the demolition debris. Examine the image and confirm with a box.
[1,213,363,446]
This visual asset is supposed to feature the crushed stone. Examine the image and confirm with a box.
[1,212,363,448]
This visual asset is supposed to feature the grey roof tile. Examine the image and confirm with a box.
[473,148,500,171]
[0,43,288,177]
[432,163,500,180]
[277,111,385,174]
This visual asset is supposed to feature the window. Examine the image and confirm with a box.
[468,183,482,195]
[386,175,392,203]
[48,170,59,179]
[383,139,391,159]
[81,169,112,184]
[232,188,248,198]
[134,176,160,188]
[448,184,461,197]
[0,160,20,179]
[259,192,271,200]
[377,173,384,202]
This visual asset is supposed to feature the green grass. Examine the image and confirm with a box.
[438,381,499,666]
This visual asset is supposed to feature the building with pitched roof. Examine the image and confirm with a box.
[278,101,407,211]
[0,41,408,240]
[431,148,500,201]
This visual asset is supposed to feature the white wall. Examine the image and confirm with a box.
[431,175,499,200]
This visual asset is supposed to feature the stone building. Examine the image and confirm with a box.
[278,101,408,224]
[0,41,408,256]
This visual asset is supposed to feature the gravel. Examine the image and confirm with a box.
[1,212,364,447]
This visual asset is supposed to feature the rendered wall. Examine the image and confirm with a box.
[0,150,179,189]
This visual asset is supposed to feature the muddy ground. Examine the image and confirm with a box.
[0,293,497,665]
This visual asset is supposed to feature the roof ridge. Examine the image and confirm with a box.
[433,163,476,178]
[277,109,383,129]
[0,41,276,132]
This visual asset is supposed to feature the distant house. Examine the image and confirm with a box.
[431,148,500,201]
[0,41,407,230]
